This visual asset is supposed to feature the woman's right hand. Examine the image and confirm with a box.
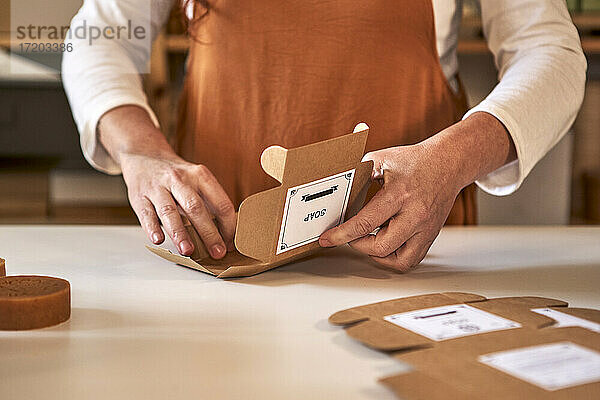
[120,152,236,259]
[98,105,236,259]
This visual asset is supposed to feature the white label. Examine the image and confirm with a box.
[383,304,521,341]
[276,169,355,254]
[531,308,600,333]
[479,342,600,391]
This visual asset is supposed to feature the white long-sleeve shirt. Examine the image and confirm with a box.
[61,0,587,196]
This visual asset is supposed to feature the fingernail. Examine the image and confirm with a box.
[152,232,161,243]
[179,240,193,255]
[319,237,333,247]
[211,244,225,258]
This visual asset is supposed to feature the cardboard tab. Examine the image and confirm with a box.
[148,124,373,278]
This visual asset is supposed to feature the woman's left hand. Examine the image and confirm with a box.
[318,112,515,272]
[318,143,462,271]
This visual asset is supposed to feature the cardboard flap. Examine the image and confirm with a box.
[471,297,568,329]
[147,246,216,275]
[235,187,283,260]
[380,371,478,400]
[146,246,266,277]
[345,319,431,351]
[215,263,272,279]
[488,296,568,308]
[260,145,287,183]
[550,307,600,324]
[329,292,487,325]
[279,129,368,187]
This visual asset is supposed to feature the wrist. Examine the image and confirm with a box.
[98,105,178,166]
[422,112,515,191]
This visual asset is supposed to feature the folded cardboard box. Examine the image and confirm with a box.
[331,292,600,399]
[148,124,373,278]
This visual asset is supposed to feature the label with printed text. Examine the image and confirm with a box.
[531,308,600,333]
[276,169,355,254]
[479,342,600,391]
[383,304,521,341]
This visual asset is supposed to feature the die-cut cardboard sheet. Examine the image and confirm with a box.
[328,292,568,351]
[148,124,373,278]
[382,326,600,400]
[330,293,600,400]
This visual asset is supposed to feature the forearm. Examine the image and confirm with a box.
[61,0,174,174]
[423,111,516,191]
[98,105,178,166]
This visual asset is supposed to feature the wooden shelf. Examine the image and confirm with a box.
[462,13,600,31]
[457,37,600,54]
[572,12,600,29]
[458,12,600,54]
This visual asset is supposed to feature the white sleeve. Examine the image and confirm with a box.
[61,0,174,175]
[464,0,587,196]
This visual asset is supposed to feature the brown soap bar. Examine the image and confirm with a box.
[0,258,5,277]
[0,275,71,330]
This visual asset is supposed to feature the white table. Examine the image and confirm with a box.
[1,226,599,400]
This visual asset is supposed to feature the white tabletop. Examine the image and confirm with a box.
[0,225,599,400]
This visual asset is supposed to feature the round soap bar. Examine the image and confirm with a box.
[0,258,5,277]
[0,275,71,330]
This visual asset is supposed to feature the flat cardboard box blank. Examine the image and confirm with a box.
[331,293,600,400]
[329,292,568,351]
[383,327,600,400]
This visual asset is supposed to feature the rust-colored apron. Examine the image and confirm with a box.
[176,0,476,225]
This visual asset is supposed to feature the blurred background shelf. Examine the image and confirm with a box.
[457,37,600,54]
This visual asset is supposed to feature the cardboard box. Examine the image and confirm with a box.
[148,124,373,278]
[330,293,600,399]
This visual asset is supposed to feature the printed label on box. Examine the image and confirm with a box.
[383,304,521,341]
[276,169,355,254]
[478,342,600,391]
[531,308,600,333]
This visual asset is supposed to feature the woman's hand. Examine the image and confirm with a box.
[319,143,462,271]
[120,153,236,258]
[98,105,236,259]
[319,112,515,271]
